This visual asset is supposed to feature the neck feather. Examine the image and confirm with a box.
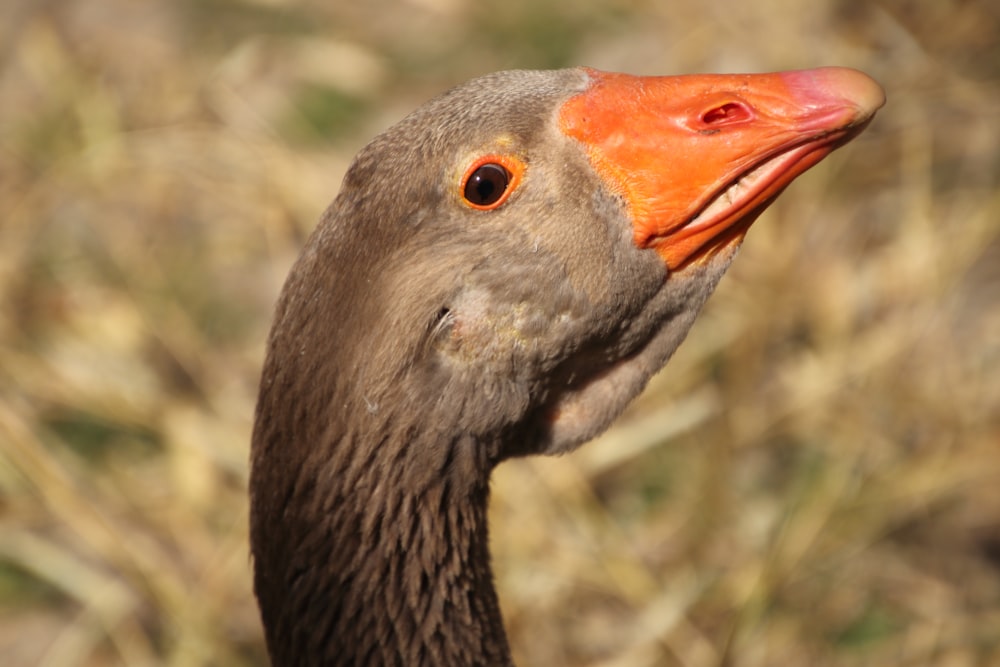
[251,412,514,666]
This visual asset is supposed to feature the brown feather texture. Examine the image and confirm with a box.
[250,67,883,666]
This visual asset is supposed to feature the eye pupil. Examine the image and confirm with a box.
[464,163,510,207]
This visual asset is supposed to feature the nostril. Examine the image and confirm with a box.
[700,101,752,126]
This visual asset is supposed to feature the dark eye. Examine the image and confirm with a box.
[458,155,525,210]
[463,163,510,207]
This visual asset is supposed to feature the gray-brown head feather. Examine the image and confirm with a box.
[251,68,734,666]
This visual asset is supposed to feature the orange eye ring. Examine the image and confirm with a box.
[459,154,526,210]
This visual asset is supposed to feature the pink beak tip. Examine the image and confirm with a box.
[782,66,886,119]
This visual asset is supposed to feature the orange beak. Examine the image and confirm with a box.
[559,67,885,270]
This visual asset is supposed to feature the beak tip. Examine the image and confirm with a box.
[782,67,886,119]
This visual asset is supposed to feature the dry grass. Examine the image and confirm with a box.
[1,0,998,665]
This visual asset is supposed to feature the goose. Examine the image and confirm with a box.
[249,66,884,666]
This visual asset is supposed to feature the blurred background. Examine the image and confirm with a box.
[1,0,998,665]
